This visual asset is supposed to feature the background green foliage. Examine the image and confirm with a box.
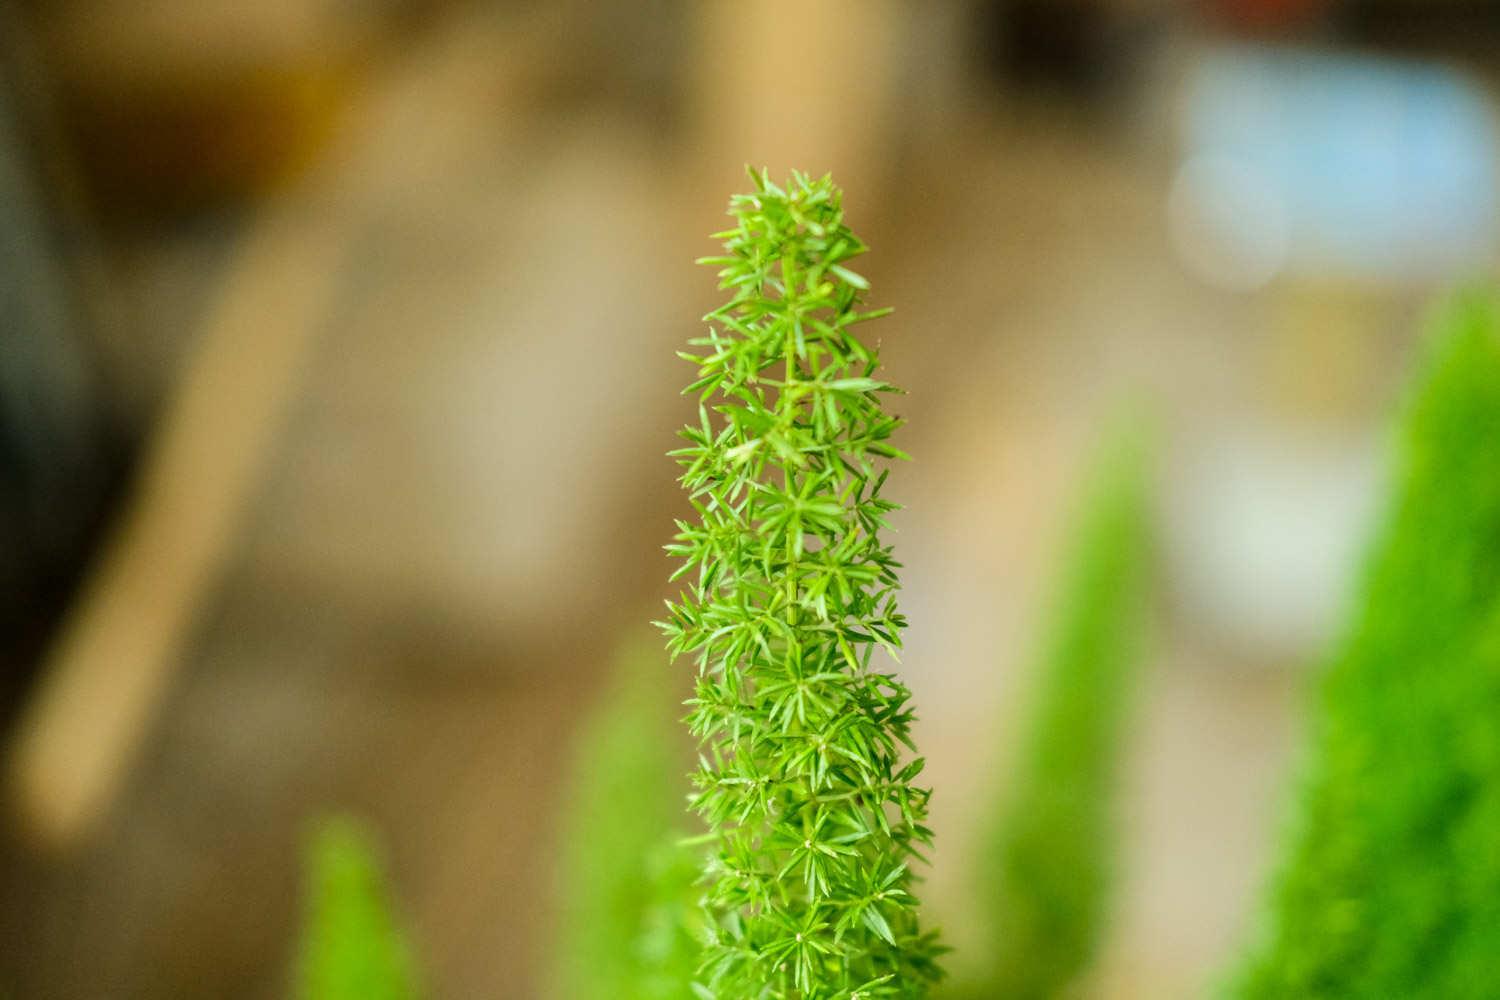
[549,637,699,1000]
[633,837,707,1000]
[954,418,1153,1000]
[1232,293,1500,998]
[296,816,417,1000]
[660,169,943,998]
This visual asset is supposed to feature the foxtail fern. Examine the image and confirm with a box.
[660,169,943,999]
[550,638,699,1000]
[1232,292,1500,997]
[296,817,417,1000]
[970,417,1152,999]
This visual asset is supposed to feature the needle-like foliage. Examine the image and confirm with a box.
[296,817,417,1000]
[550,638,699,1000]
[659,169,944,999]
[966,418,1153,1000]
[1232,293,1500,997]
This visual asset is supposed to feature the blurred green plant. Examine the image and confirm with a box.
[659,169,944,998]
[633,836,709,1000]
[550,638,700,1000]
[296,816,417,1000]
[1231,293,1500,998]
[955,418,1153,1000]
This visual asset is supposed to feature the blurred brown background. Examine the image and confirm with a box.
[0,0,1497,996]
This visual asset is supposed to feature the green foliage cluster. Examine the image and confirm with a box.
[550,639,700,1000]
[296,817,417,1000]
[965,419,1153,1000]
[1233,294,1500,997]
[659,169,943,998]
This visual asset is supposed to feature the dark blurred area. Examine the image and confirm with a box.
[0,0,1496,996]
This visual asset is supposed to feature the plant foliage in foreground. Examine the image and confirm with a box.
[550,638,699,1000]
[659,169,944,998]
[1232,293,1500,998]
[297,817,417,1000]
[970,418,1153,1000]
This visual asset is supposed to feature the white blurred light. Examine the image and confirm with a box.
[1168,153,1289,292]
[1165,430,1383,659]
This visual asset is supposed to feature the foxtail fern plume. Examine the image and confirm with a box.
[550,638,699,1000]
[296,817,417,1000]
[1231,292,1500,997]
[972,417,1152,1000]
[660,169,943,999]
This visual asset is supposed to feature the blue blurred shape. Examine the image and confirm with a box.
[1176,45,1498,284]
